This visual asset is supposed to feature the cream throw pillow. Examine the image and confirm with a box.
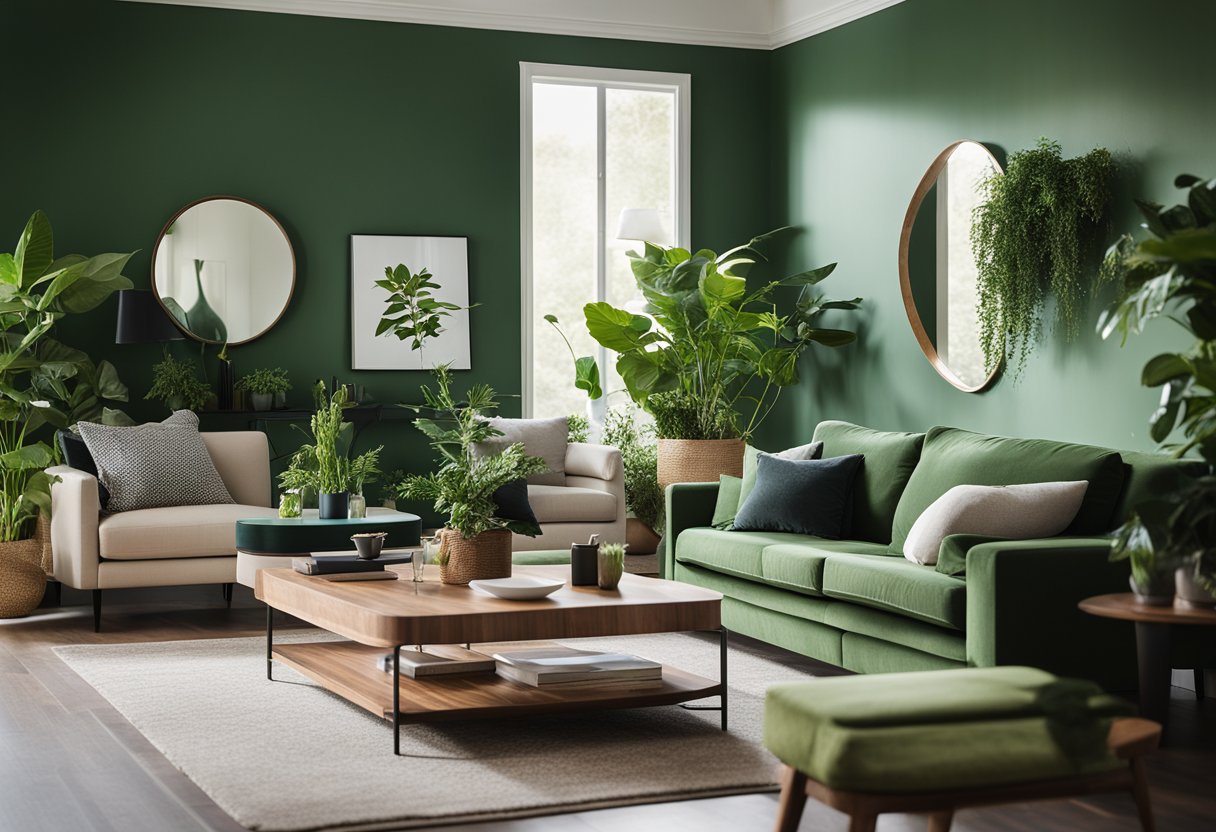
[902,481,1089,566]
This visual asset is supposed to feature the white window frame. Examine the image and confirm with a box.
[519,62,691,418]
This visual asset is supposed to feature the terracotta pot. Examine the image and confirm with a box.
[437,528,512,585]
[626,517,660,555]
[657,438,744,490]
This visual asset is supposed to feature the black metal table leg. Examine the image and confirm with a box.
[266,605,274,681]
[393,645,401,756]
[1135,621,1172,730]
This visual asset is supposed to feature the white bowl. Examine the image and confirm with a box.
[469,576,566,601]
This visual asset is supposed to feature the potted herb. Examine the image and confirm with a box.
[1100,173,1216,606]
[972,138,1116,377]
[145,354,212,412]
[553,227,860,487]
[0,211,134,616]
[398,366,547,584]
[602,407,663,554]
[235,367,291,412]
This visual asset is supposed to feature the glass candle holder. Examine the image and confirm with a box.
[278,490,302,519]
[347,493,368,519]
[413,536,437,583]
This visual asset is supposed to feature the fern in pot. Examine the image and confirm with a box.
[235,367,291,411]
[374,260,542,584]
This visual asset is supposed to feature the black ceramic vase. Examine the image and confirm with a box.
[319,492,349,520]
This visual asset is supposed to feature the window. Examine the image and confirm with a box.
[520,63,690,419]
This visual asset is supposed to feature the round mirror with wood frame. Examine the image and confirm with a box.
[899,140,1003,393]
[151,196,295,346]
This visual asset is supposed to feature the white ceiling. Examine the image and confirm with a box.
[120,0,906,49]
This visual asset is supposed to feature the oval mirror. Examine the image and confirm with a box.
[152,197,295,345]
[899,140,1002,392]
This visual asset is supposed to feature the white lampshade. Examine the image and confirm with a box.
[616,208,669,245]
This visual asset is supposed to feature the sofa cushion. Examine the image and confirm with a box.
[477,416,568,486]
[890,427,1127,553]
[812,421,925,545]
[822,553,967,630]
[734,454,864,539]
[526,484,617,523]
[712,475,743,529]
[99,504,279,560]
[740,441,823,508]
[675,527,889,595]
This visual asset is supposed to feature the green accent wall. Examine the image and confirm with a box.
[764,0,1213,453]
[3,0,771,518]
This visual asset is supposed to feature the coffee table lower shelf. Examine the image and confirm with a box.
[273,640,723,728]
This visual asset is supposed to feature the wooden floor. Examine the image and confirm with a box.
[1,584,1213,832]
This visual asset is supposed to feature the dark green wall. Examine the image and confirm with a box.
[765,0,1213,452]
[2,0,771,515]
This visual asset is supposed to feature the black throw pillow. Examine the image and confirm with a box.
[732,453,865,539]
[492,478,540,530]
[57,430,111,509]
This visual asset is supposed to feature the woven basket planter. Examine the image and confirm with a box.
[437,528,512,585]
[0,544,48,619]
[657,438,745,490]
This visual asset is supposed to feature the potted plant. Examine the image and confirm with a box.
[145,354,213,412]
[602,407,663,554]
[235,367,291,412]
[1100,173,1216,606]
[972,138,1116,377]
[346,445,382,519]
[398,366,547,584]
[0,211,134,616]
[552,227,860,487]
[287,382,353,519]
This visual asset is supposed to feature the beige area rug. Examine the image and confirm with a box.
[55,632,816,832]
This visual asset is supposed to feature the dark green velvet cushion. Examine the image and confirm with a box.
[711,475,743,529]
[812,421,925,545]
[734,454,863,539]
[889,427,1127,553]
[739,441,823,508]
[763,666,1131,793]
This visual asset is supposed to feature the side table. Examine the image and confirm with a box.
[1079,593,1216,736]
[235,508,422,587]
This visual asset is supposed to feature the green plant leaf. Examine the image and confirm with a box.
[0,444,54,470]
[699,263,746,308]
[14,211,54,288]
[96,360,128,401]
[573,355,602,400]
[779,262,837,286]
[1141,353,1190,387]
[1140,229,1216,263]
[0,253,17,286]
[584,302,656,352]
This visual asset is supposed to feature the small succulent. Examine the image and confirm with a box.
[599,542,627,564]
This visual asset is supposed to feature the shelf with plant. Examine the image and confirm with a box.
[1099,172,1216,604]
[0,211,134,613]
[235,367,291,411]
[550,226,860,486]
[145,354,212,412]
[971,138,1116,378]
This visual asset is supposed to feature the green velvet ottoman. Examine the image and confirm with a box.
[763,667,1159,832]
[511,550,570,566]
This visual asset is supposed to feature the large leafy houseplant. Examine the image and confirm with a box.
[1099,173,1216,597]
[972,138,1116,377]
[1,211,133,543]
[574,228,859,441]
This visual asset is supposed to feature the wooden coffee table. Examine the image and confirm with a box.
[256,565,726,754]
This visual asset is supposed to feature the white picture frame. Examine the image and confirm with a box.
[350,235,471,370]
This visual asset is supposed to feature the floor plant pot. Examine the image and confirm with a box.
[1176,566,1216,608]
[249,392,273,411]
[625,517,660,555]
[318,491,350,520]
[657,438,744,490]
[436,528,512,585]
[0,518,50,618]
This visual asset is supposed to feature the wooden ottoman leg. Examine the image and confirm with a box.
[928,809,955,832]
[1130,758,1156,832]
[774,765,808,832]
[848,812,877,832]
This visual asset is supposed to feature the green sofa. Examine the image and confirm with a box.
[664,421,1203,690]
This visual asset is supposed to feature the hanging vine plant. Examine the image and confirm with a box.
[971,138,1116,377]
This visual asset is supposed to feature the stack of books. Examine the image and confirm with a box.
[377,645,497,679]
[292,553,411,581]
[492,647,663,690]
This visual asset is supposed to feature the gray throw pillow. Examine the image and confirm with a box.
[732,453,864,539]
[473,416,569,486]
[77,410,235,513]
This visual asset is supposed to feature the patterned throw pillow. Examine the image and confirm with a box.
[76,411,235,513]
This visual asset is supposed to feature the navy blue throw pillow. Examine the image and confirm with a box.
[731,453,864,539]
[57,430,111,509]
[492,478,540,531]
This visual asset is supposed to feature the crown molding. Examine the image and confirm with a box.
[119,0,904,50]
[770,0,905,48]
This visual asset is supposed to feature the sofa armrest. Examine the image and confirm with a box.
[47,465,102,590]
[564,443,621,481]
[965,537,1135,690]
[663,482,720,579]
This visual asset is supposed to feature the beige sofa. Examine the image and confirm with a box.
[48,431,278,630]
[513,443,627,551]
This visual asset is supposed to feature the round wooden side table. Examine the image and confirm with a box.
[1079,593,1216,734]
